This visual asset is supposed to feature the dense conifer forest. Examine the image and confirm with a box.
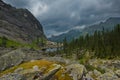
[63,24,120,59]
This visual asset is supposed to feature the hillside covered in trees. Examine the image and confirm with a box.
[62,24,120,59]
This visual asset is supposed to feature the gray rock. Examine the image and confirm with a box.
[112,60,120,69]
[65,64,87,80]
[115,70,120,77]
[93,69,102,77]
[85,70,101,80]
[0,48,13,56]
[0,73,25,80]
[44,57,66,63]
[84,73,94,80]
[40,65,61,80]
[14,67,23,73]
[33,65,39,71]
[0,48,43,71]
[98,71,118,80]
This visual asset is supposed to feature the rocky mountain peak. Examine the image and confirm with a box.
[0,0,46,43]
[0,0,12,8]
[106,17,120,22]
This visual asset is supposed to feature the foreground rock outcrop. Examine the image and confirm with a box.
[0,73,25,80]
[84,59,120,80]
[0,48,43,71]
[0,60,72,80]
[40,64,61,80]
[0,47,120,80]
[65,64,87,80]
[0,0,46,43]
[0,64,61,80]
[0,54,120,80]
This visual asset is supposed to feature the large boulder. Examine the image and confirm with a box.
[0,49,24,71]
[85,69,101,80]
[0,48,43,71]
[115,70,120,78]
[40,64,61,80]
[65,64,87,80]
[112,60,120,69]
[0,64,61,80]
[0,73,26,80]
[93,69,102,77]
[0,47,13,56]
[98,71,118,80]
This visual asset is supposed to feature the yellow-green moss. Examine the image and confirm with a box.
[55,69,72,80]
[0,60,53,76]
[0,60,72,80]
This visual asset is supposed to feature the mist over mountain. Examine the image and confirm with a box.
[49,17,120,42]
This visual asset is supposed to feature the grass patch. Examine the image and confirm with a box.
[0,36,44,50]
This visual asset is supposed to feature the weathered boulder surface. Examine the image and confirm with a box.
[0,57,120,80]
[44,57,79,64]
[0,47,14,56]
[65,64,87,80]
[98,71,118,80]
[0,62,61,80]
[87,59,120,80]
[41,65,61,80]
[115,70,120,78]
[0,48,43,71]
[0,73,25,80]
[44,57,67,63]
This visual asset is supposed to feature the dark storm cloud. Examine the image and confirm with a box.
[4,0,29,8]
[3,0,120,37]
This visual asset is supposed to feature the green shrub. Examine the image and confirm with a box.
[0,36,8,47]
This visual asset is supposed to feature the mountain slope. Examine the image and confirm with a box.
[49,29,82,42]
[0,0,46,43]
[49,17,120,42]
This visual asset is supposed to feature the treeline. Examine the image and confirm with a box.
[63,24,120,58]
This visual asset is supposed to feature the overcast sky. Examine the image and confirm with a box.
[4,0,120,37]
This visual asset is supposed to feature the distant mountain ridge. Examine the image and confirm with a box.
[49,17,120,42]
[0,0,46,43]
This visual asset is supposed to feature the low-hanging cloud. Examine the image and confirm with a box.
[4,0,120,37]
